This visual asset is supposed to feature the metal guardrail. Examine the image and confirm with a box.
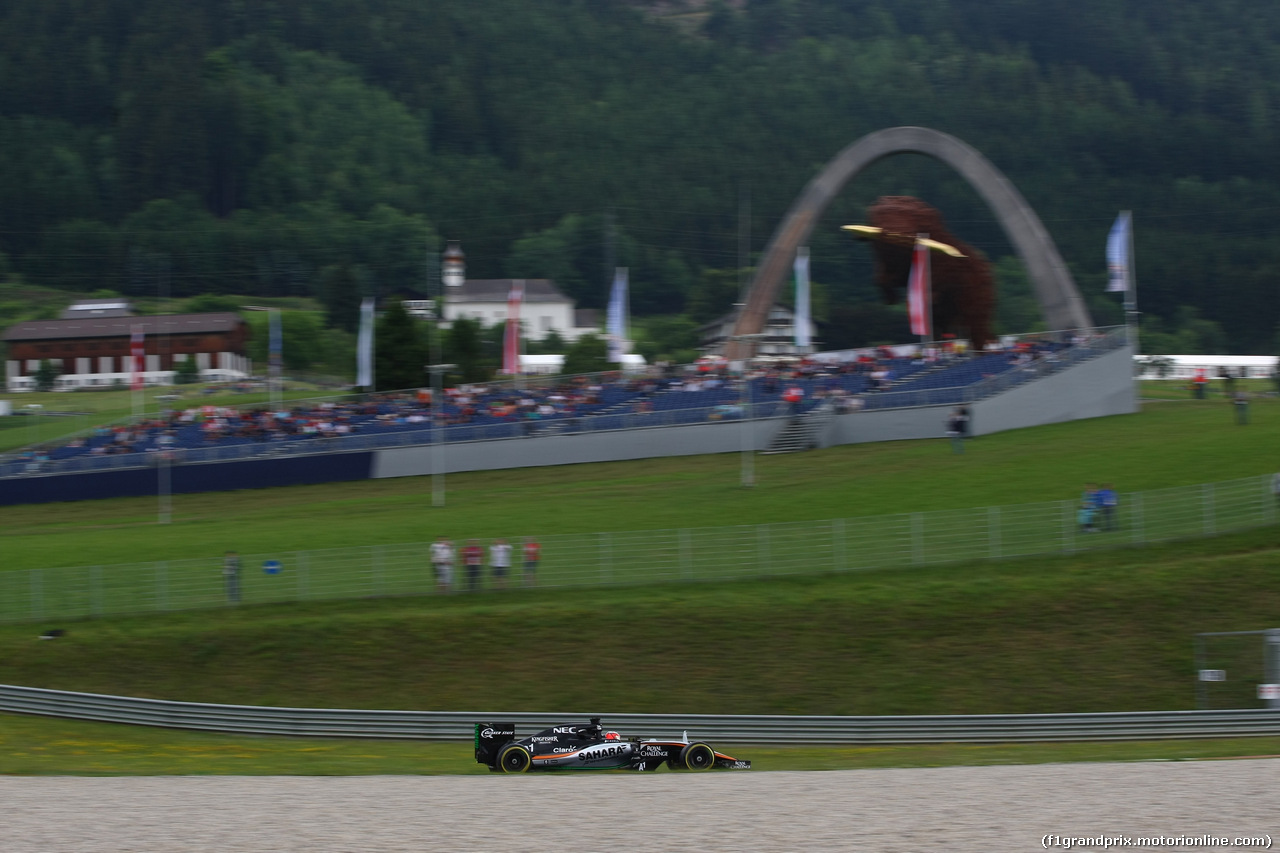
[2,684,1277,743]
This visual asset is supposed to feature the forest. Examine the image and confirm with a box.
[1,0,1278,364]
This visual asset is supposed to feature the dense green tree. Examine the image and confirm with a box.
[33,359,60,391]
[4,0,1280,351]
[445,317,486,384]
[319,263,364,334]
[374,300,427,391]
[562,333,610,376]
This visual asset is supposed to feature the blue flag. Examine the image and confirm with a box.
[1107,212,1131,293]
[606,268,628,363]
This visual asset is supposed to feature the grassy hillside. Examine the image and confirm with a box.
[0,395,1273,570]
[3,527,1278,716]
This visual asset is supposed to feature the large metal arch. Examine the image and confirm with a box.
[727,126,1092,356]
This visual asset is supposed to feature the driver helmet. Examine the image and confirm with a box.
[603,730,620,741]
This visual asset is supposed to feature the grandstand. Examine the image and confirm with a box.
[0,326,1134,504]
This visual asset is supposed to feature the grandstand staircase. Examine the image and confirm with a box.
[762,400,835,455]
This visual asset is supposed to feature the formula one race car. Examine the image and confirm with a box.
[475,718,751,773]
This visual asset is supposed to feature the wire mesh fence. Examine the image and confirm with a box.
[1,474,1273,625]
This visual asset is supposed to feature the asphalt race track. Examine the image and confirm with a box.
[4,760,1276,851]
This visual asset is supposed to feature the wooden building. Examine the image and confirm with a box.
[4,312,250,390]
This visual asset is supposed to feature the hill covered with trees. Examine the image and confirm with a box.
[1,0,1277,356]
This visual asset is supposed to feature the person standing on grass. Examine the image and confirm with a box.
[489,538,512,590]
[223,550,242,603]
[430,535,454,594]
[1096,483,1118,531]
[522,536,541,587]
[463,539,484,592]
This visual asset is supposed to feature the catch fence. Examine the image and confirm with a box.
[0,474,1273,625]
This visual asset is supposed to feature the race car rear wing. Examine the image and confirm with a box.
[474,722,516,766]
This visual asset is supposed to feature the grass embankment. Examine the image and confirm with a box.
[2,528,1279,774]
[3,528,1277,714]
[1,395,1274,570]
[1,393,1278,774]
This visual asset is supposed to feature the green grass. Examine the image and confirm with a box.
[4,712,1278,775]
[4,528,1278,716]
[2,390,1279,775]
[2,395,1276,571]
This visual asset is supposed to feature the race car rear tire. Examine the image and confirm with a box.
[679,742,716,771]
[496,744,532,773]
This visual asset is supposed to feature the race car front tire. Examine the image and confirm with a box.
[496,744,532,773]
[679,742,716,771]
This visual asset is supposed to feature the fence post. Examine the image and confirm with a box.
[155,561,168,611]
[296,551,309,600]
[1203,482,1215,536]
[833,518,845,571]
[911,512,924,564]
[1128,492,1143,545]
[988,506,1001,559]
[679,528,691,580]
[30,569,42,622]
[91,566,102,618]
[1268,475,1278,527]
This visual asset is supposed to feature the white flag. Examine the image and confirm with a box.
[356,297,374,388]
[793,248,811,349]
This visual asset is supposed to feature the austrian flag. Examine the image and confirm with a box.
[907,236,932,339]
[130,324,145,390]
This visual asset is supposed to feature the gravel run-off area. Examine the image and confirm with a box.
[4,760,1277,852]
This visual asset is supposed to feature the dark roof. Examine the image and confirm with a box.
[449,279,568,303]
[2,312,246,342]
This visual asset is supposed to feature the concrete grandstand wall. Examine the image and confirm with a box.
[369,415,789,479]
[822,342,1138,447]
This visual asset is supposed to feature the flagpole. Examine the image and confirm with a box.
[1123,210,1138,353]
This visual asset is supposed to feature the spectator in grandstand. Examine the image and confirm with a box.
[522,536,541,587]
[223,550,242,603]
[489,538,512,590]
[430,536,454,594]
[463,539,484,592]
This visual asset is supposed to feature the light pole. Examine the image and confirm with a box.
[429,240,465,508]
[242,306,282,413]
[429,362,458,508]
[24,403,42,448]
[729,332,768,488]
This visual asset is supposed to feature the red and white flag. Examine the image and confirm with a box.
[907,236,932,339]
[503,280,524,375]
[130,324,146,390]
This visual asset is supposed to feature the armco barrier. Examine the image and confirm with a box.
[2,684,1278,743]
